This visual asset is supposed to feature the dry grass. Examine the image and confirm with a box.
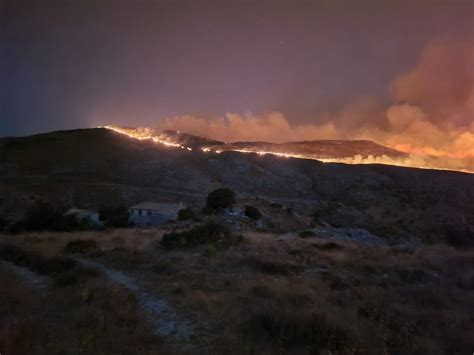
[1,229,473,354]
[0,243,173,355]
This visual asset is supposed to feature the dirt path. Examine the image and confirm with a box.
[0,260,50,293]
[76,258,208,351]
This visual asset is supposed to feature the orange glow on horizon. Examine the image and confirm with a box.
[99,125,473,174]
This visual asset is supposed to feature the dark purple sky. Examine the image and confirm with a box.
[1,0,473,137]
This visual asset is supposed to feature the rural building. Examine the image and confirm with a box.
[64,208,102,228]
[129,202,184,227]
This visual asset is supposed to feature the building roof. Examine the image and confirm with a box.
[129,202,184,213]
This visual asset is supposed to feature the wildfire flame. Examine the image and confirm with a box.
[99,125,192,150]
[99,125,473,174]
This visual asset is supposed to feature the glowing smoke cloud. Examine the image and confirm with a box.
[100,37,474,173]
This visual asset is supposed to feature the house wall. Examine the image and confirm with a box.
[74,212,102,228]
[128,209,179,227]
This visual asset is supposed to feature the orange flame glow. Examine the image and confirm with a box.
[99,125,192,150]
[100,125,473,174]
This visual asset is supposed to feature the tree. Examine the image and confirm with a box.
[23,201,64,231]
[178,208,194,221]
[99,205,130,228]
[206,188,236,210]
[245,205,262,220]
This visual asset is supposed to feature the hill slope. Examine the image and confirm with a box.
[1,128,473,243]
[158,129,407,159]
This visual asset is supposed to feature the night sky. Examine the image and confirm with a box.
[1,0,473,139]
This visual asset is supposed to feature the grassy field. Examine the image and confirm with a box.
[0,228,473,354]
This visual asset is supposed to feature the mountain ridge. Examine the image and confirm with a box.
[1,127,473,245]
[158,129,407,159]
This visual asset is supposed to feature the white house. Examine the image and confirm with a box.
[64,208,101,228]
[129,202,184,227]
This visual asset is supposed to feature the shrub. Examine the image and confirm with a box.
[161,220,237,249]
[4,222,24,234]
[29,256,78,275]
[60,214,82,230]
[244,256,305,275]
[312,202,338,225]
[54,265,101,287]
[150,260,170,273]
[23,201,66,231]
[324,274,350,290]
[99,205,130,228]
[178,208,194,221]
[457,275,474,291]
[251,285,274,298]
[0,244,25,263]
[0,243,76,275]
[63,239,99,254]
[244,310,348,350]
[204,243,217,257]
[299,230,316,238]
[244,205,262,220]
[206,188,235,210]
[0,243,100,286]
[445,225,474,248]
[312,242,342,251]
[0,214,5,231]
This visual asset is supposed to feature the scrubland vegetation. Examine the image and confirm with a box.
[0,187,473,354]
[1,226,472,354]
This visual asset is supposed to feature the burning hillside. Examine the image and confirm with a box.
[100,125,474,174]
[97,38,474,174]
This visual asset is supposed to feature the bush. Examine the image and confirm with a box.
[0,214,5,231]
[204,243,217,257]
[0,243,75,275]
[63,239,99,254]
[244,256,305,275]
[299,230,316,238]
[312,202,337,225]
[28,256,77,275]
[99,205,129,228]
[251,285,274,298]
[0,243,100,286]
[312,242,342,251]
[244,205,262,220]
[54,265,101,287]
[4,222,24,235]
[445,225,474,248]
[23,201,66,231]
[206,188,235,210]
[161,220,238,249]
[0,244,25,263]
[178,208,194,221]
[244,310,348,350]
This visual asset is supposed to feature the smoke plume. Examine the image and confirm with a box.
[153,37,474,172]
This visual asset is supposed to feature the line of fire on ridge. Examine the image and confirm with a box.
[99,125,473,174]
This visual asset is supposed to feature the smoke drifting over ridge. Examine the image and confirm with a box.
[152,37,473,172]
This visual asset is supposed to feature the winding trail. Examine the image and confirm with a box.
[76,258,208,351]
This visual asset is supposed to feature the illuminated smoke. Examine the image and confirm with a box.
[150,37,474,172]
[99,37,473,173]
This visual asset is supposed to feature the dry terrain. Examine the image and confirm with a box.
[1,128,474,244]
[0,228,473,354]
[1,128,473,354]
